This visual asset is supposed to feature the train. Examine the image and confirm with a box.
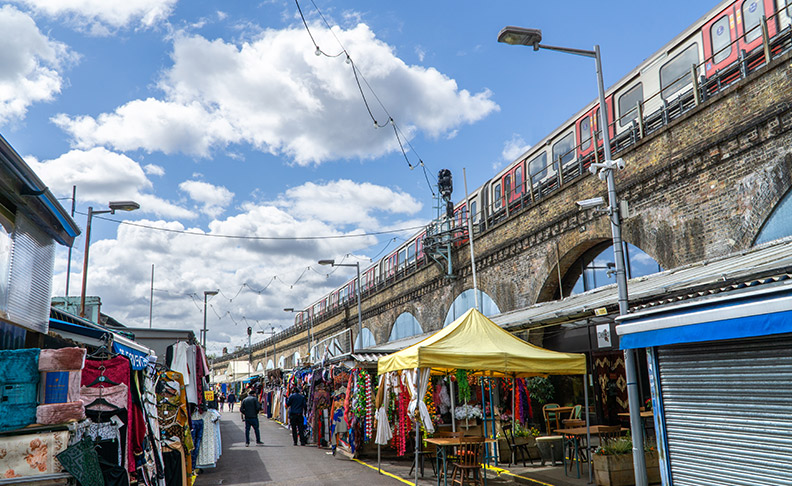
[294,0,792,337]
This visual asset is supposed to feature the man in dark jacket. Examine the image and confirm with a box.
[286,387,307,446]
[239,388,263,446]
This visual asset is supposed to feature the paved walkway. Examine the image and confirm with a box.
[196,411,593,486]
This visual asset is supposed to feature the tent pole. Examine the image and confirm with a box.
[450,374,456,432]
[585,373,592,484]
[415,370,421,486]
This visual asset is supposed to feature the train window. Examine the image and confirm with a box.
[494,183,502,209]
[399,249,407,270]
[710,15,732,64]
[742,1,765,43]
[470,200,478,223]
[579,117,591,150]
[407,243,416,265]
[618,83,643,127]
[528,152,548,183]
[504,174,512,199]
[660,43,699,100]
[515,166,523,193]
[552,133,575,167]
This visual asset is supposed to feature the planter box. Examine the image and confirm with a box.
[592,450,661,486]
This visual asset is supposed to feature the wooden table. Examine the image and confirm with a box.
[425,437,496,486]
[617,411,653,419]
[552,426,628,479]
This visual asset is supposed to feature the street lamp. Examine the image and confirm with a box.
[284,307,314,361]
[202,290,218,348]
[80,201,140,318]
[499,27,648,486]
[258,326,276,379]
[318,259,363,352]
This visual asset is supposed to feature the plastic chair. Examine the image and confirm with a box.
[449,437,486,486]
[501,423,533,467]
[542,403,560,432]
[570,404,583,420]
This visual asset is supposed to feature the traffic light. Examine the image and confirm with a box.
[438,169,453,200]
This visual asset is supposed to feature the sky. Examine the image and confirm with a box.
[0,0,717,356]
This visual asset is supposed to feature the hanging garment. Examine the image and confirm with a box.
[156,370,193,478]
[0,430,69,479]
[81,383,129,411]
[56,435,104,486]
[195,409,221,468]
[162,441,185,486]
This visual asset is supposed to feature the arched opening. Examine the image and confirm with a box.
[255,362,263,372]
[354,328,376,349]
[278,356,285,369]
[388,312,423,341]
[755,188,792,245]
[266,359,274,370]
[563,241,662,295]
[293,351,300,367]
[443,289,500,327]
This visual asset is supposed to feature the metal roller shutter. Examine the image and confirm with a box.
[657,335,792,486]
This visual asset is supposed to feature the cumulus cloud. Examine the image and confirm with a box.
[49,178,422,354]
[11,0,177,35]
[53,23,498,164]
[502,134,531,162]
[277,179,422,230]
[0,5,74,125]
[143,163,165,176]
[178,180,234,217]
[27,147,195,219]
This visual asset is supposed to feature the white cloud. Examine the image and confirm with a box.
[26,147,195,219]
[49,178,423,355]
[178,180,234,217]
[277,179,422,230]
[11,0,177,35]
[502,134,531,162]
[53,24,498,164]
[143,163,165,176]
[0,5,74,125]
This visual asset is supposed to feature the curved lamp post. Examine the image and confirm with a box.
[80,201,140,318]
[498,26,647,486]
[318,259,363,352]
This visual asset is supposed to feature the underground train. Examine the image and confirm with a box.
[294,0,792,333]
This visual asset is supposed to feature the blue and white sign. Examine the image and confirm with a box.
[112,342,150,370]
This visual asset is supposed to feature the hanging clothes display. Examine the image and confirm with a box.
[194,408,222,468]
[156,369,193,483]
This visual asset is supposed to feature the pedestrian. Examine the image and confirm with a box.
[239,388,263,447]
[227,391,237,412]
[218,392,226,411]
[286,386,307,446]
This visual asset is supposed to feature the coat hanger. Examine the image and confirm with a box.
[85,396,120,411]
[87,372,120,387]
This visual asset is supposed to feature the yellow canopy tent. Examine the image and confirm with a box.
[378,308,586,376]
[377,308,588,482]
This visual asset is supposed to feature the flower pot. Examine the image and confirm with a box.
[592,450,661,486]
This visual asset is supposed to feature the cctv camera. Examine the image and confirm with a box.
[599,170,608,181]
[615,158,625,170]
[589,164,598,176]
[576,197,605,210]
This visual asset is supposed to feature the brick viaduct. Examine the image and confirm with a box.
[213,50,792,373]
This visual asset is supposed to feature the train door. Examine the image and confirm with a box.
[736,0,776,52]
[703,3,739,77]
[503,162,525,207]
[575,98,615,160]
[492,181,503,214]
[527,150,548,195]
[551,131,576,181]
[416,232,425,266]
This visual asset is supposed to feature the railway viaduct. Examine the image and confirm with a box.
[213,48,792,373]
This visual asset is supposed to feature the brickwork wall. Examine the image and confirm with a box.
[214,52,792,372]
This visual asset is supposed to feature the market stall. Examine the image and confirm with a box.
[377,308,587,484]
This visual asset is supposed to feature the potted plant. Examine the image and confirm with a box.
[592,433,661,486]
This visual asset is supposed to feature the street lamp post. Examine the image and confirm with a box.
[80,201,140,318]
[498,26,647,486]
[318,259,363,352]
[202,290,218,348]
[258,326,276,382]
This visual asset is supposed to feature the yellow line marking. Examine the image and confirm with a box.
[352,458,415,485]
[483,464,556,486]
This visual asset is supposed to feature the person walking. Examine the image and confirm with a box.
[218,392,226,411]
[239,388,264,447]
[286,386,307,446]
[227,391,237,412]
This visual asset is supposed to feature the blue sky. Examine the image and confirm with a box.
[1,0,715,355]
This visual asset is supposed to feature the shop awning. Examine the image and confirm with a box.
[48,316,154,370]
[616,280,792,349]
[378,308,586,377]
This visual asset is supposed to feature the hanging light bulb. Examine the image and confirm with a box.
[345,55,352,65]
[315,46,321,56]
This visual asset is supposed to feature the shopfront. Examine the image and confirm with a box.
[617,282,792,485]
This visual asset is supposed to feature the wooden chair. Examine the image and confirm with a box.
[597,425,622,448]
[433,431,464,481]
[409,437,437,477]
[501,423,533,467]
[450,437,486,486]
[542,403,560,432]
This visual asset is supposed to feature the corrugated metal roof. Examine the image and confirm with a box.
[491,237,792,330]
